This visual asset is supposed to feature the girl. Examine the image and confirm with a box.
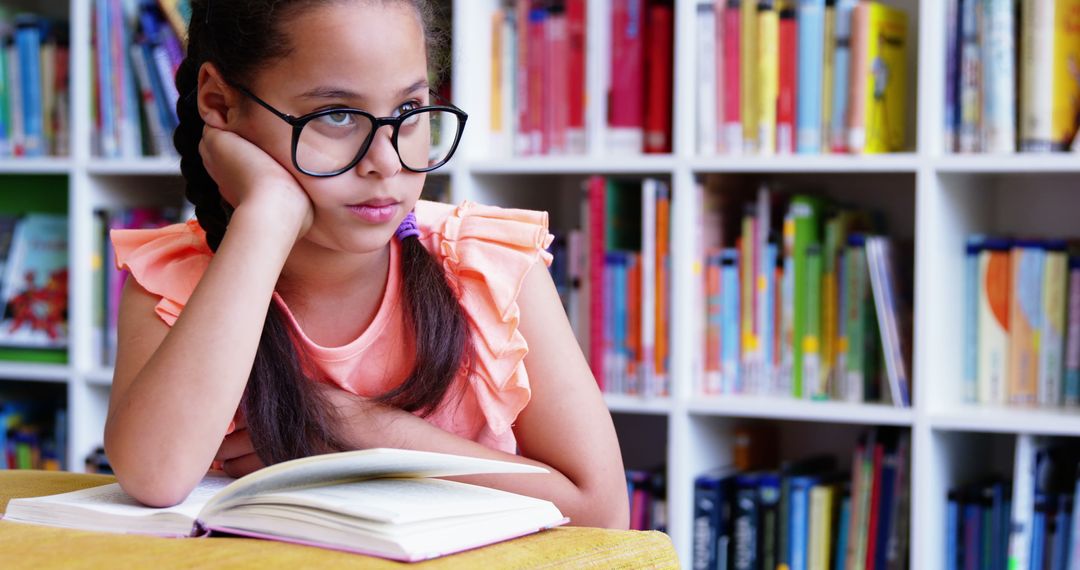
[103,0,628,529]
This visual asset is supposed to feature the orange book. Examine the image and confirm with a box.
[627,253,642,393]
[655,188,671,394]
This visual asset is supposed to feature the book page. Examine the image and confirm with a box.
[15,475,233,519]
[204,448,546,514]
[223,478,551,524]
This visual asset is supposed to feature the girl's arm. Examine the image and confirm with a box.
[105,204,300,507]
[329,262,629,529]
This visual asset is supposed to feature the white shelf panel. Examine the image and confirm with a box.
[85,368,114,386]
[935,154,1080,173]
[930,406,1080,437]
[688,396,914,426]
[603,393,672,415]
[0,362,71,383]
[689,153,921,173]
[0,158,73,174]
[86,158,182,176]
[467,155,677,175]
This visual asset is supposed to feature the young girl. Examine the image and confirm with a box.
[103,0,628,529]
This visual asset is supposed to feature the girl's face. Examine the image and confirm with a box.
[232,2,431,255]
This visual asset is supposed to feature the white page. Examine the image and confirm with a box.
[8,475,233,520]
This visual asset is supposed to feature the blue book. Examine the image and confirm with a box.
[1051,495,1071,570]
[946,491,961,570]
[788,475,817,570]
[964,499,982,570]
[830,0,857,151]
[1068,475,1080,570]
[15,17,43,157]
[733,474,759,570]
[1031,492,1048,570]
[95,0,118,157]
[834,491,851,570]
[796,0,825,153]
[873,452,898,570]
[721,249,741,394]
[693,473,725,570]
[0,37,9,157]
[762,243,778,388]
[759,473,782,570]
[964,237,983,403]
[945,0,960,151]
[990,482,1010,570]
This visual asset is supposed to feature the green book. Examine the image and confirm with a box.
[805,244,824,400]
[791,195,823,398]
[844,235,880,402]
[605,179,641,252]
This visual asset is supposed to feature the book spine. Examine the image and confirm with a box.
[733,477,759,570]
[706,253,723,393]
[1069,475,1080,570]
[1009,244,1042,405]
[515,1,530,155]
[977,245,1011,406]
[129,44,162,156]
[566,0,586,153]
[741,0,759,153]
[830,0,856,153]
[698,3,718,155]
[641,178,657,392]
[1039,244,1067,407]
[958,0,983,153]
[789,476,813,570]
[964,239,982,403]
[981,0,1016,153]
[655,183,671,395]
[15,20,43,157]
[722,248,742,394]
[0,36,8,157]
[1065,256,1080,407]
[588,176,606,388]
[862,4,907,153]
[762,242,778,394]
[791,196,821,398]
[7,42,24,157]
[804,244,824,399]
[796,0,825,154]
[777,3,799,155]
[760,474,782,570]
[845,2,870,153]
[693,477,723,569]
[945,0,960,152]
[821,1,836,153]
[1050,0,1080,149]
[490,9,505,142]
[781,213,796,395]
[1008,434,1037,570]
[756,1,779,155]
[724,0,743,154]
[809,484,834,570]
[527,8,546,155]
[863,442,885,569]
[1019,0,1054,151]
[608,0,645,154]
[867,237,912,406]
[835,493,851,570]
[644,3,673,154]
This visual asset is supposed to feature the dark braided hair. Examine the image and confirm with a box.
[174,0,469,465]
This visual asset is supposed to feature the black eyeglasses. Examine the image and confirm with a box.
[234,85,467,176]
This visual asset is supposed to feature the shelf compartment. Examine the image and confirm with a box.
[688,396,914,426]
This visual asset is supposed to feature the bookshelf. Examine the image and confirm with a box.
[0,0,1077,567]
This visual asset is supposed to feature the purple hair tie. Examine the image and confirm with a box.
[395,211,421,241]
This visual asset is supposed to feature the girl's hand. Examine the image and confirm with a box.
[198,124,315,240]
[214,415,265,478]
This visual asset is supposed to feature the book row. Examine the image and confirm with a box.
[947,435,1080,570]
[0,13,71,158]
[696,183,912,406]
[964,237,1080,409]
[547,177,674,397]
[693,426,910,570]
[0,399,65,470]
[489,0,673,157]
[945,0,1080,154]
[695,0,909,157]
[91,0,185,159]
[628,468,668,532]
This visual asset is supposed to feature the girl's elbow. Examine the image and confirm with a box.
[104,431,197,507]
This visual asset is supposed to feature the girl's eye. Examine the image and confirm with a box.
[394,101,423,117]
[316,111,356,128]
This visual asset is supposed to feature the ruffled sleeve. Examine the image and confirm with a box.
[111,220,213,327]
[414,200,555,437]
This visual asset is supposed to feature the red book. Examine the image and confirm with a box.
[609,0,645,153]
[864,441,886,569]
[643,2,673,154]
[588,176,608,389]
[776,4,798,154]
[566,0,587,153]
[515,1,531,155]
[722,0,742,152]
[527,8,547,154]
[549,11,569,154]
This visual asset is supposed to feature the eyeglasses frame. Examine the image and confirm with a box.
[233,85,468,177]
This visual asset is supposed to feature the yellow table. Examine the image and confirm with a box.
[0,470,678,569]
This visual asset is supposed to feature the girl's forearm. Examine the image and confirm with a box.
[105,204,300,506]
[335,401,626,528]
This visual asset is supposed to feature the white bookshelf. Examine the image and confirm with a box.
[0,0,1076,567]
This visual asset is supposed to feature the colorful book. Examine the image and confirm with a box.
[1009,242,1043,405]
[848,1,908,153]
[1039,241,1067,407]
[977,239,1011,407]
[777,1,799,154]
[796,0,826,154]
[756,0,779,155]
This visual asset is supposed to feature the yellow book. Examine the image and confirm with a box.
[858,2,908,154]
[742,0,760,153]
[809,485,835,570]
[757,1,779,155]
[822,3,836,152]
[1051,0,1080,149]
[490,9,504,135]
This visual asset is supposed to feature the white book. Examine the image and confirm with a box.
[977,247,1009,406]
[1008,434,1040,570]
[1019,0,1055,151]
[981,0,1016,154]
[697,3,717,155]
[3,448,566,563]
[641,178,658,395]
[1039,247,1067,407]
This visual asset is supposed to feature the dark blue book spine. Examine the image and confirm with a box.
[835,494,851,570]
[947,492,960,570]
[1031,492,1048,570]
[964,500,981,570]
[759,474,782,570]
[692,475,722,570]
[1051,495,1071,570]
[733,474,759,570]
[874,456,898,570]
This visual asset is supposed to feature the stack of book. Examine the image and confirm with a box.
[93,206,183,366]
[489,0,674,157]
[92,0,187,158]
[945,0,1080,154]
[0,12,70,158]
[697,182,912,407]
[551,176,673,397]
[627,467,668,532]
[0,400,66,470]
[695,0,909,156]
[693,426,910,570]
[946,435,1080,569]
[964,236,1080,409]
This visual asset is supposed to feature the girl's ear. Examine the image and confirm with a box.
[196,62,238,129]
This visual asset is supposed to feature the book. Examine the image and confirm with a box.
[848,1,908,154]
[3,448,568,562]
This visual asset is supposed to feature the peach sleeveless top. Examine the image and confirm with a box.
[111,200,555,454]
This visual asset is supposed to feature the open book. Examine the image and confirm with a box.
[3,448,569,562]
